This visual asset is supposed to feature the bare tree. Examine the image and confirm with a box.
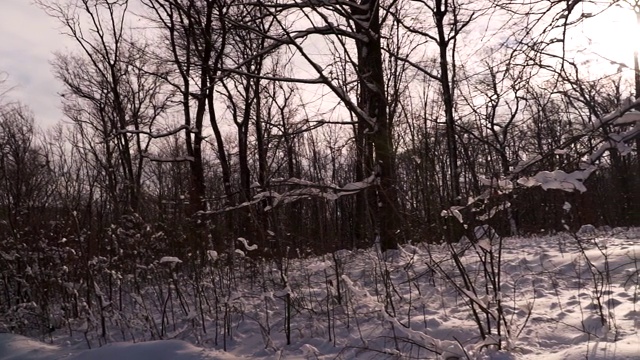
[140,0,239,219]
[0,103,54,236]
[40,0,173,216]
[237,0,404,250]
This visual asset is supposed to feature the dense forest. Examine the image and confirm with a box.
[2,0,638,254]
[1,0,639,351]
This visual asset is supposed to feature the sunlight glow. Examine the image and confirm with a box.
[577,4,639,67]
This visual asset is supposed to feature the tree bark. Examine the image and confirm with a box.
[352,0,400,251]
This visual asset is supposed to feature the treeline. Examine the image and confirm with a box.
[1,0,639,263]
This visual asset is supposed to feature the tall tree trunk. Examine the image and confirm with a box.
[352,0,399,251]
[633,7,640,224]
[434,0,460,206]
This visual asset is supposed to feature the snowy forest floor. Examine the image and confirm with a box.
[1,227,639,359]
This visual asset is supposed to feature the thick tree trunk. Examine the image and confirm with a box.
[352,0,399,251]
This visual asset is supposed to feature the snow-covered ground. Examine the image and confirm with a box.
[1,227,639,359]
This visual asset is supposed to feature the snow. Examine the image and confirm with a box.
[209,175,377,213]
[236,237,257,251]
[478,176,514,192]
[613,110,640,125]
[518,168,596,193]
[1,228,640,359]
[142,153,195,163]
[0,335,238,360]
[158,256,182,264]
[207,250,218,261]
[577,224,597,237]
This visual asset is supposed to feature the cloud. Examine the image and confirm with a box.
[0,0,71,128]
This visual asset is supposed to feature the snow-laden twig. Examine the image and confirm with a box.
[199,175,377,215]
[142,153,194,163]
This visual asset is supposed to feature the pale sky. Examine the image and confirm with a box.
[0,1,636,130]
[0,0,70,128]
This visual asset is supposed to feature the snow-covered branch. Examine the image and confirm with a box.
[513,97,640,193]
[199,175,377,215]
[142,153,194,163]
[443,97,640,223]
[117,125,192,139]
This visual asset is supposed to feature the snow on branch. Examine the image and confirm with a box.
[442,97,640,224]
[517,168,595,193]
[588,125,640,163]
[142,153,194,163]
[514,96,640,193]
[199,175,377,215]
[290,24,368,42]
[592,96,640,129]
[116,125,193,139]
[513,96,640,171]
[159,256,182,264]
[260,174,377,210]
